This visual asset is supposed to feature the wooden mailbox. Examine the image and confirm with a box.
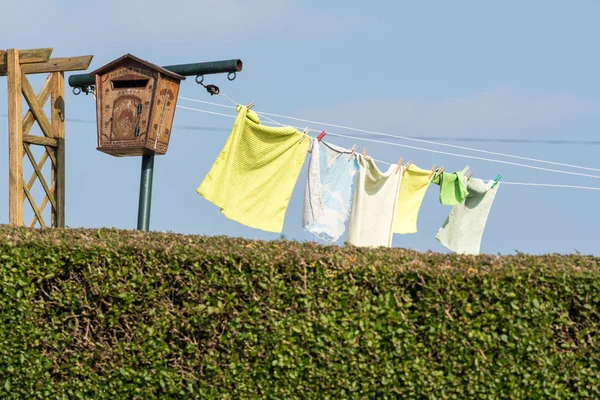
[90,54,185,157]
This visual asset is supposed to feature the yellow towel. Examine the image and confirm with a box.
[393,164,432,234]
[197,105,309,233]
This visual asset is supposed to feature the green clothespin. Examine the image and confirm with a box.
[491,174,502,188]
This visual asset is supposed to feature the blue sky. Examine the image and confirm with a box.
[1,1,599,255]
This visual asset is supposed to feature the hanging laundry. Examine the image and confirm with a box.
[393,164,432,234]
[435,178,500,255]
[347,155,402,247]
[432,169,469,205]
[197,105,310,233]
[303,140,359,243]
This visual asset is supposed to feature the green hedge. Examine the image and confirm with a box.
[1,226,600,399]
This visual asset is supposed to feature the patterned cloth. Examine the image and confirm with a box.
[303,140,359,242]
[197,105,309,233]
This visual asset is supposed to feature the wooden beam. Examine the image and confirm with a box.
[21,72,56,138]
[23,144,57,211]
[22,180,46,229]
[7,49,24,226]
[0,48,53,67]
[20,56,93,75]
[45,144,57,166]
[52,71,66,228]
[25,149,54,227]
[30,182,55,228]
[23,74,53,135]
[26,152,49,191]
[23,134,58,147]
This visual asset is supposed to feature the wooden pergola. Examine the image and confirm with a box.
[0,48,92,228]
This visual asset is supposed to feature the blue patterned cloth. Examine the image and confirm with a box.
[302,140,359,242]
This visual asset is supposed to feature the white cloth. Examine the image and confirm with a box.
[435,178,500,255]
[302,140,359,242]
[347,155,402,247]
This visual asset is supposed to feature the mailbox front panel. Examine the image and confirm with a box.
[96,63,156,156]
[110,95,145,141]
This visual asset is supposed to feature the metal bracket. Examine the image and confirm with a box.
[195,75,220,96]
[73,85,96,96]
[205,84,220,95]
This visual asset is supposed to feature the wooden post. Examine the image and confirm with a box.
[51,72,65,228]
[7,49,23,226]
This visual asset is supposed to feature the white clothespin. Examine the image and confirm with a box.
[298,127,309,143]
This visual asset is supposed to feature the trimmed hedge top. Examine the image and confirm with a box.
[1,225,599,399]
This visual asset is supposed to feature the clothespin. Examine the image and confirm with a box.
[404,160,413,172]
[317,131,327,142]
[491,174,502,188]
[348,145,358,161]
[428,164,438,179]
[432,166,445,180]
[246,102,254,110]
[361,147,368,157]
[465,166,473,180]
[395,158,404,174]
[299,127,309,143]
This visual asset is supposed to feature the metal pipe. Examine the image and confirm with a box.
[68,59,243,88]
[137,154,154,231]
[162,59,242,77]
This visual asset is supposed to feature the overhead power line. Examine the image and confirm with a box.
[2,113,599,145]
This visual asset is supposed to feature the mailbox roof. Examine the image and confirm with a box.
[89,53,186,81]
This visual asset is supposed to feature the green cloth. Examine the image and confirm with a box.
[432,171,468,205]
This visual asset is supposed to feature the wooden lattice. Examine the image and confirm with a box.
[1,48,92,228]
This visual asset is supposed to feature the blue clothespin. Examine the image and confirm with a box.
[491,174,502,188]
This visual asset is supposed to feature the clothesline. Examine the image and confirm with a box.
[175,104,600,191]
[178,96,600,174]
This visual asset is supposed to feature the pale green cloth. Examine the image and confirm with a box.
[435,178,500,255]
[432,171,468,205]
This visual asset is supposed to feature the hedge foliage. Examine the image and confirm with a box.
[1,226,600,398]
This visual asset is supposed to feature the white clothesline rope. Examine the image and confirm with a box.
[175,105,600,190]
[175,105,600,192]
[178,96,600,174]
[498,182,600,191]
[322,131,600,180]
